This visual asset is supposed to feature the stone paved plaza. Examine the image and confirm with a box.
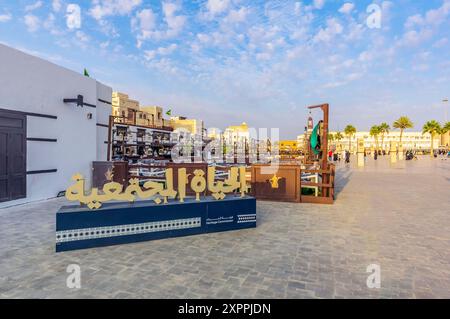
[1,156,449,299]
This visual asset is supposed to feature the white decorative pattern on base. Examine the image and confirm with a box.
[56,218,202,243]
[237,214,257,224]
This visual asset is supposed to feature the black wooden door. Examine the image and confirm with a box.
[0,110,27,202]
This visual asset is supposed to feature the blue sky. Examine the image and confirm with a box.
[0,0,449,138]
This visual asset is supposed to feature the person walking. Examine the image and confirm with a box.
[345,150,350,163]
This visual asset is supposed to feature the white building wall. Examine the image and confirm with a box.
[329,131,440,151]
[0,44,111,207]
[298,131,441,152]
[96,82,112,161]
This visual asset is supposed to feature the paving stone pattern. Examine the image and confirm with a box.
[0,156,449,298]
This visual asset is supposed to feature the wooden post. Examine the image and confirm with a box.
[322,104,329,170]
[307,104,329,170]
[307,104,330,197]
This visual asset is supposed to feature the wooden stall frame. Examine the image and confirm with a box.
[251,164,302,203]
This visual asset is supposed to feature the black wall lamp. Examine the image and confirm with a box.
[63,95,96,108]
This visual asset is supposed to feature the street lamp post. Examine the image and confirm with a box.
[443,99,449,149]
[444,99,449,122]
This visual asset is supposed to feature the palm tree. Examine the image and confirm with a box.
[422,120,442,157]
[443,122,450,133]
[442,122,450,148]
[333,132,343,151]
[334,132,343,150]
[370,125,381,153]
[328,133,335,145]
[344,125,357,152]
[393,116,414,145]
[379,122,390,153]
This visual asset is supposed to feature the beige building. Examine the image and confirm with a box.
[336,131,440,152]
[441,132,450,148]
[207,128,222,140]
[112,92,139,118]
[112,92,172,128]
[277,140,299,153]
[224,122,250,144]
[140,106,165,128]
[170,116,204,136]
[297,134,307,151]
[297,131,441,152]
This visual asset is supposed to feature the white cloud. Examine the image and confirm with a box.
[158,43,177,55]
[43,13,63,35]
[90,0,142,20]
[66,4,81,30]
[313,18,343,43]
[162,2,187,37]
[294,2,302,15]
[144,43,177,60]
[345,23,364,41]
[197,33,210,43]
[135,8,156,33]
[88,0,140,36]
[412,64,429,72]
[0,13,12,23]
[314,0,325,10]
[424,0,450,26]
[433,37,448,48]
[52,0,62,13]
[256,52,272,61]
[76,30,89,42]
[135,2,186,44]
[25,1,43,12]
[323,72,362,89]
[225,7,249,24]
[405,0,450,29]
[339,3,354,15]
[133,8,156,47]
[399,29,433,47]
[404,14,424,29]
[100,41,110,49]
[145,57,178,74]
[206,0,230,16]
[358,51,373,62]
[24,14,40,32]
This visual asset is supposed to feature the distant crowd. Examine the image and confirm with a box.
[326,148,450,163]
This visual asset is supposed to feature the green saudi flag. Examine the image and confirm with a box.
[84,68,90,77]
[166,109,172,116]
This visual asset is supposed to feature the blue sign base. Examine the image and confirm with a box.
[56,196,256,252]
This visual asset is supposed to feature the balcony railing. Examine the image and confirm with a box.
[112,115,173,132]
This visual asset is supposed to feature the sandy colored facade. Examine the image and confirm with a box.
[441,132,450,148]
[277,140,299,153]
[297,131,443,152]
[112,92,171,128]
[140,106,165,128]
[112,92,139,117]
[224,122,250,144]
[170,116,204,136]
